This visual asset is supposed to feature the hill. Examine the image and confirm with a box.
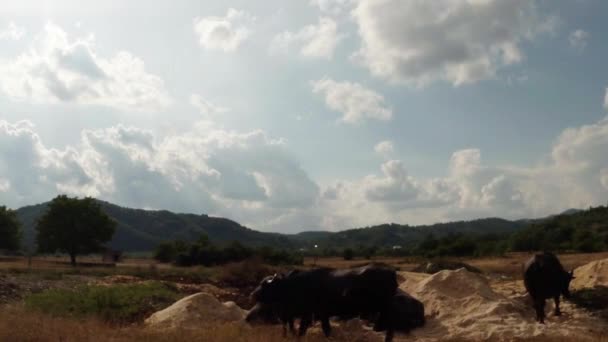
[16,201,295,252]
[510,205,608,252]
[15,199,532,253]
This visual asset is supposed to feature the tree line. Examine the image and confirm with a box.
[153,235,303,266]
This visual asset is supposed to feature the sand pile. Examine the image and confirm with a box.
[396,268,606,341]
[572,258,608,289]
[145,292,246,329]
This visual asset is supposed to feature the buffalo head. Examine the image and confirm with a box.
[250,273,284,303]
[561,270,575,299]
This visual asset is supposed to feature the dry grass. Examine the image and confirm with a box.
[1,306,606,342]
[0,306,373,342]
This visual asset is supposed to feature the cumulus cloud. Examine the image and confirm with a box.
[0,23,170,111]
[0,120,95,203]
[189,94,230,116]
[364,160,419,203]
[311,78,392,123]
[193,8,254,52]
[351,0,556,86]
[569,29,590,52]
[270,17,344,59]
[0,119,320,232]
[0,22,25,40]
[374,140,393,158]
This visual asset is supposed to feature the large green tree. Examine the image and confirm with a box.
[36,195,116,266]
[0,206,21,252]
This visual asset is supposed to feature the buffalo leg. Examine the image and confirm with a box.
[289,319,296,335]
[384,329,394,342]
[534,299,545,323]
[321,316,332,337]
[554,296,561,316]
[298,315,312,337]
[282,318,296,336]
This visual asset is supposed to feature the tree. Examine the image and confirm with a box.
[36,195,116,266]
[154,241,178,263]
[0,206,21,252]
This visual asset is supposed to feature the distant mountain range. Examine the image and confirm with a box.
[15,199,579,252]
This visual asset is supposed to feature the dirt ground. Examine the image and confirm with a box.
[2,252,608,341]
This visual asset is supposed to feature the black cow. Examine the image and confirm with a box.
[373,289,426,340]
[249,264,399,341]
[523,252,575,323]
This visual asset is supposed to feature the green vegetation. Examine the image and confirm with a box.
[0,205,21,252]
[24,282,180,324]
[154,234,303,266]
[413,232,509,258]
[36,196,116,265]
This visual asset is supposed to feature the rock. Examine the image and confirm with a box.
[412,261,482,275]
[145,292,246,329]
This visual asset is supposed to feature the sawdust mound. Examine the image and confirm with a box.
[397,268,606,342]
[145,292,246,329]
[572,258,608,289]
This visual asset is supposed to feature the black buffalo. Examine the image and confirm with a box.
[248,264,400,341]
[373,289,425,340]
[523,252,574,323]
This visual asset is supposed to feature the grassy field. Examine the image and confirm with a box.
[2,252,608,341]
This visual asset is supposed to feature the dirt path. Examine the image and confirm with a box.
[393,269,607,342]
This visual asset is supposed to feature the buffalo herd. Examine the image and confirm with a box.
[245,252,575,340]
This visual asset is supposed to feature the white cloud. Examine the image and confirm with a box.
[309,0,356,14]
[351,0,556,86]
[569,29,590,52]
[0,23,170,111]
[0,119,319,232]
[3,115,608,231]
[374,140,393,158]
[189,94,230,116]
[311,77,392,123]
[193,8,254,52]
[0,22,25,40]
[270,17,343,59]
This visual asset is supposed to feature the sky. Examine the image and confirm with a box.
[1,0,608,233]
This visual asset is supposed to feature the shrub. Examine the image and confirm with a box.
[25,282,180,324]
[343,248,354,260]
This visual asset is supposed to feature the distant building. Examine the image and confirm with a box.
[392,245,402,250]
